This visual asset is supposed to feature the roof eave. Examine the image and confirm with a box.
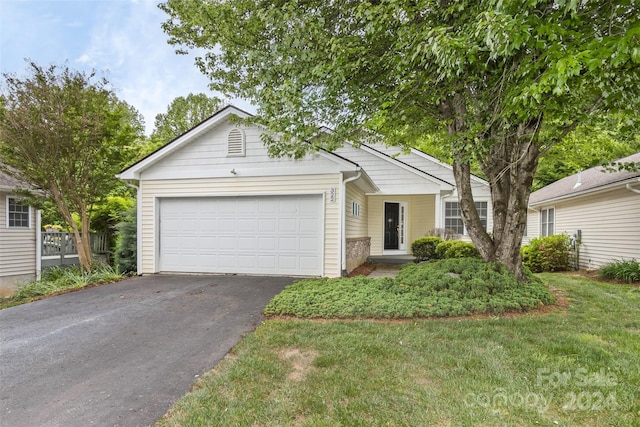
[529,177,640,207]
[118,105,253,179]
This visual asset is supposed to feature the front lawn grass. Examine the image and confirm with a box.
[265,258,556,318]
[157,273,640,427]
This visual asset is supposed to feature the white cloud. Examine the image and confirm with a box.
[1,0,254,134]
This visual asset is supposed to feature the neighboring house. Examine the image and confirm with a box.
[0,170,41,296]
[117,105,491,278]
[527,153,640,269]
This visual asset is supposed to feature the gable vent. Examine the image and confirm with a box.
[227,128,245,157]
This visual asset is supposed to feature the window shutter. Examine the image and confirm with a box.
[227,129,245,156]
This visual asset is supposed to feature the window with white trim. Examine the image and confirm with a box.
[351,201,361,217]
[444,201,488,234]
[7,197,30,228]
[540,207,555,236]
[227,128,245,156]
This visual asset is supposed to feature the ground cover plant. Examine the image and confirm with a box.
[265,258,555,318]
[157,273,640,426]
[0,263,122,309]
[599,259,640,283]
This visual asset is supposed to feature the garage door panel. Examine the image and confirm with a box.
[299,237,321,251]
[299,218,318,232]
[278,219,297,233]
[159,195,322,275]
[259,218,276,232]
[218,236,237,250]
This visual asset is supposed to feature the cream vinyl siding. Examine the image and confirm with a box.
[141,122,345,180]
[345,182,368,238]
[0,192,37,287]
[139,174,342,277]
[367,194,436,255]
[532,187,640,269]
[333,145,443,194]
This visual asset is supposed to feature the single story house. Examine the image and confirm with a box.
[118,105,491,277]
[0,170,41,296]
[527,152,640,269]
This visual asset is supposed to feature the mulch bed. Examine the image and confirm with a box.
[347,262,377,277]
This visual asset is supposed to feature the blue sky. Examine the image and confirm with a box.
[0,0,252,134]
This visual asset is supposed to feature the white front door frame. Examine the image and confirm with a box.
[383,200,408,254]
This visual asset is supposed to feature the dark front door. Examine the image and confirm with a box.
[384,202,399,250]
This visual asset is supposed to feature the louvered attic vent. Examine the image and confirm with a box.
[227,128,245,156]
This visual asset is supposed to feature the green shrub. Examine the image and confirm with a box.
[114,207,137,274]
[265,258,555,318]
[411,236,443,260]
[599,259,640,283]
[435,240,481,259]
[521,234,571,273]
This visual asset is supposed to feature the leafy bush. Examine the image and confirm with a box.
[435,240,481,259]
[599,259,640,283]
[264,259,555,318]
[411,236,443,260]
[521,234,571,273]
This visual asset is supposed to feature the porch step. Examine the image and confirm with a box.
[367,254,417,264]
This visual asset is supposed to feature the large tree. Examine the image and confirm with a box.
[143,92,222,155]
[160,0,640,280]
[0,62,143,271]
[152,92,222,141]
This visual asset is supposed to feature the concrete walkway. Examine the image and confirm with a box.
[367,265,404,278]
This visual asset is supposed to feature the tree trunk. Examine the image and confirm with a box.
[49,186,93,272]
[442,94,543,282]
[452,138,540,282]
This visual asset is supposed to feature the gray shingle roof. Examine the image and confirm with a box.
[0,169,25,190]
[529,152,640,206]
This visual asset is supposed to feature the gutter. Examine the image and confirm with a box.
[340,170,362,277]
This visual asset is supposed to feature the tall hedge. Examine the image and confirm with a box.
[114,207,137,274]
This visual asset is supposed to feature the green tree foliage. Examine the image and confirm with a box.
[143,93,222,155]
[160,0,640,280]
[533,117,640,190]
[0,62,144,271]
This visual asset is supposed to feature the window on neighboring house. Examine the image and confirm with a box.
[444,201,488,234]
[227,128,245,156]
[7,197,30,228]
[540,207,555,236]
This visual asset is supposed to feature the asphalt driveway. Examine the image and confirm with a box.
[0,274,294,427]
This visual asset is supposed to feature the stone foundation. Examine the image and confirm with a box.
[346,237,371,273]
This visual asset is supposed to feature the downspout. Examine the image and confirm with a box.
[626,179,640,194]
[35,209,42,280]
[341,170,362,277]
[125,180,142,275]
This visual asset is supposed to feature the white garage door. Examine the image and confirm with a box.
[159,195,323,276]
